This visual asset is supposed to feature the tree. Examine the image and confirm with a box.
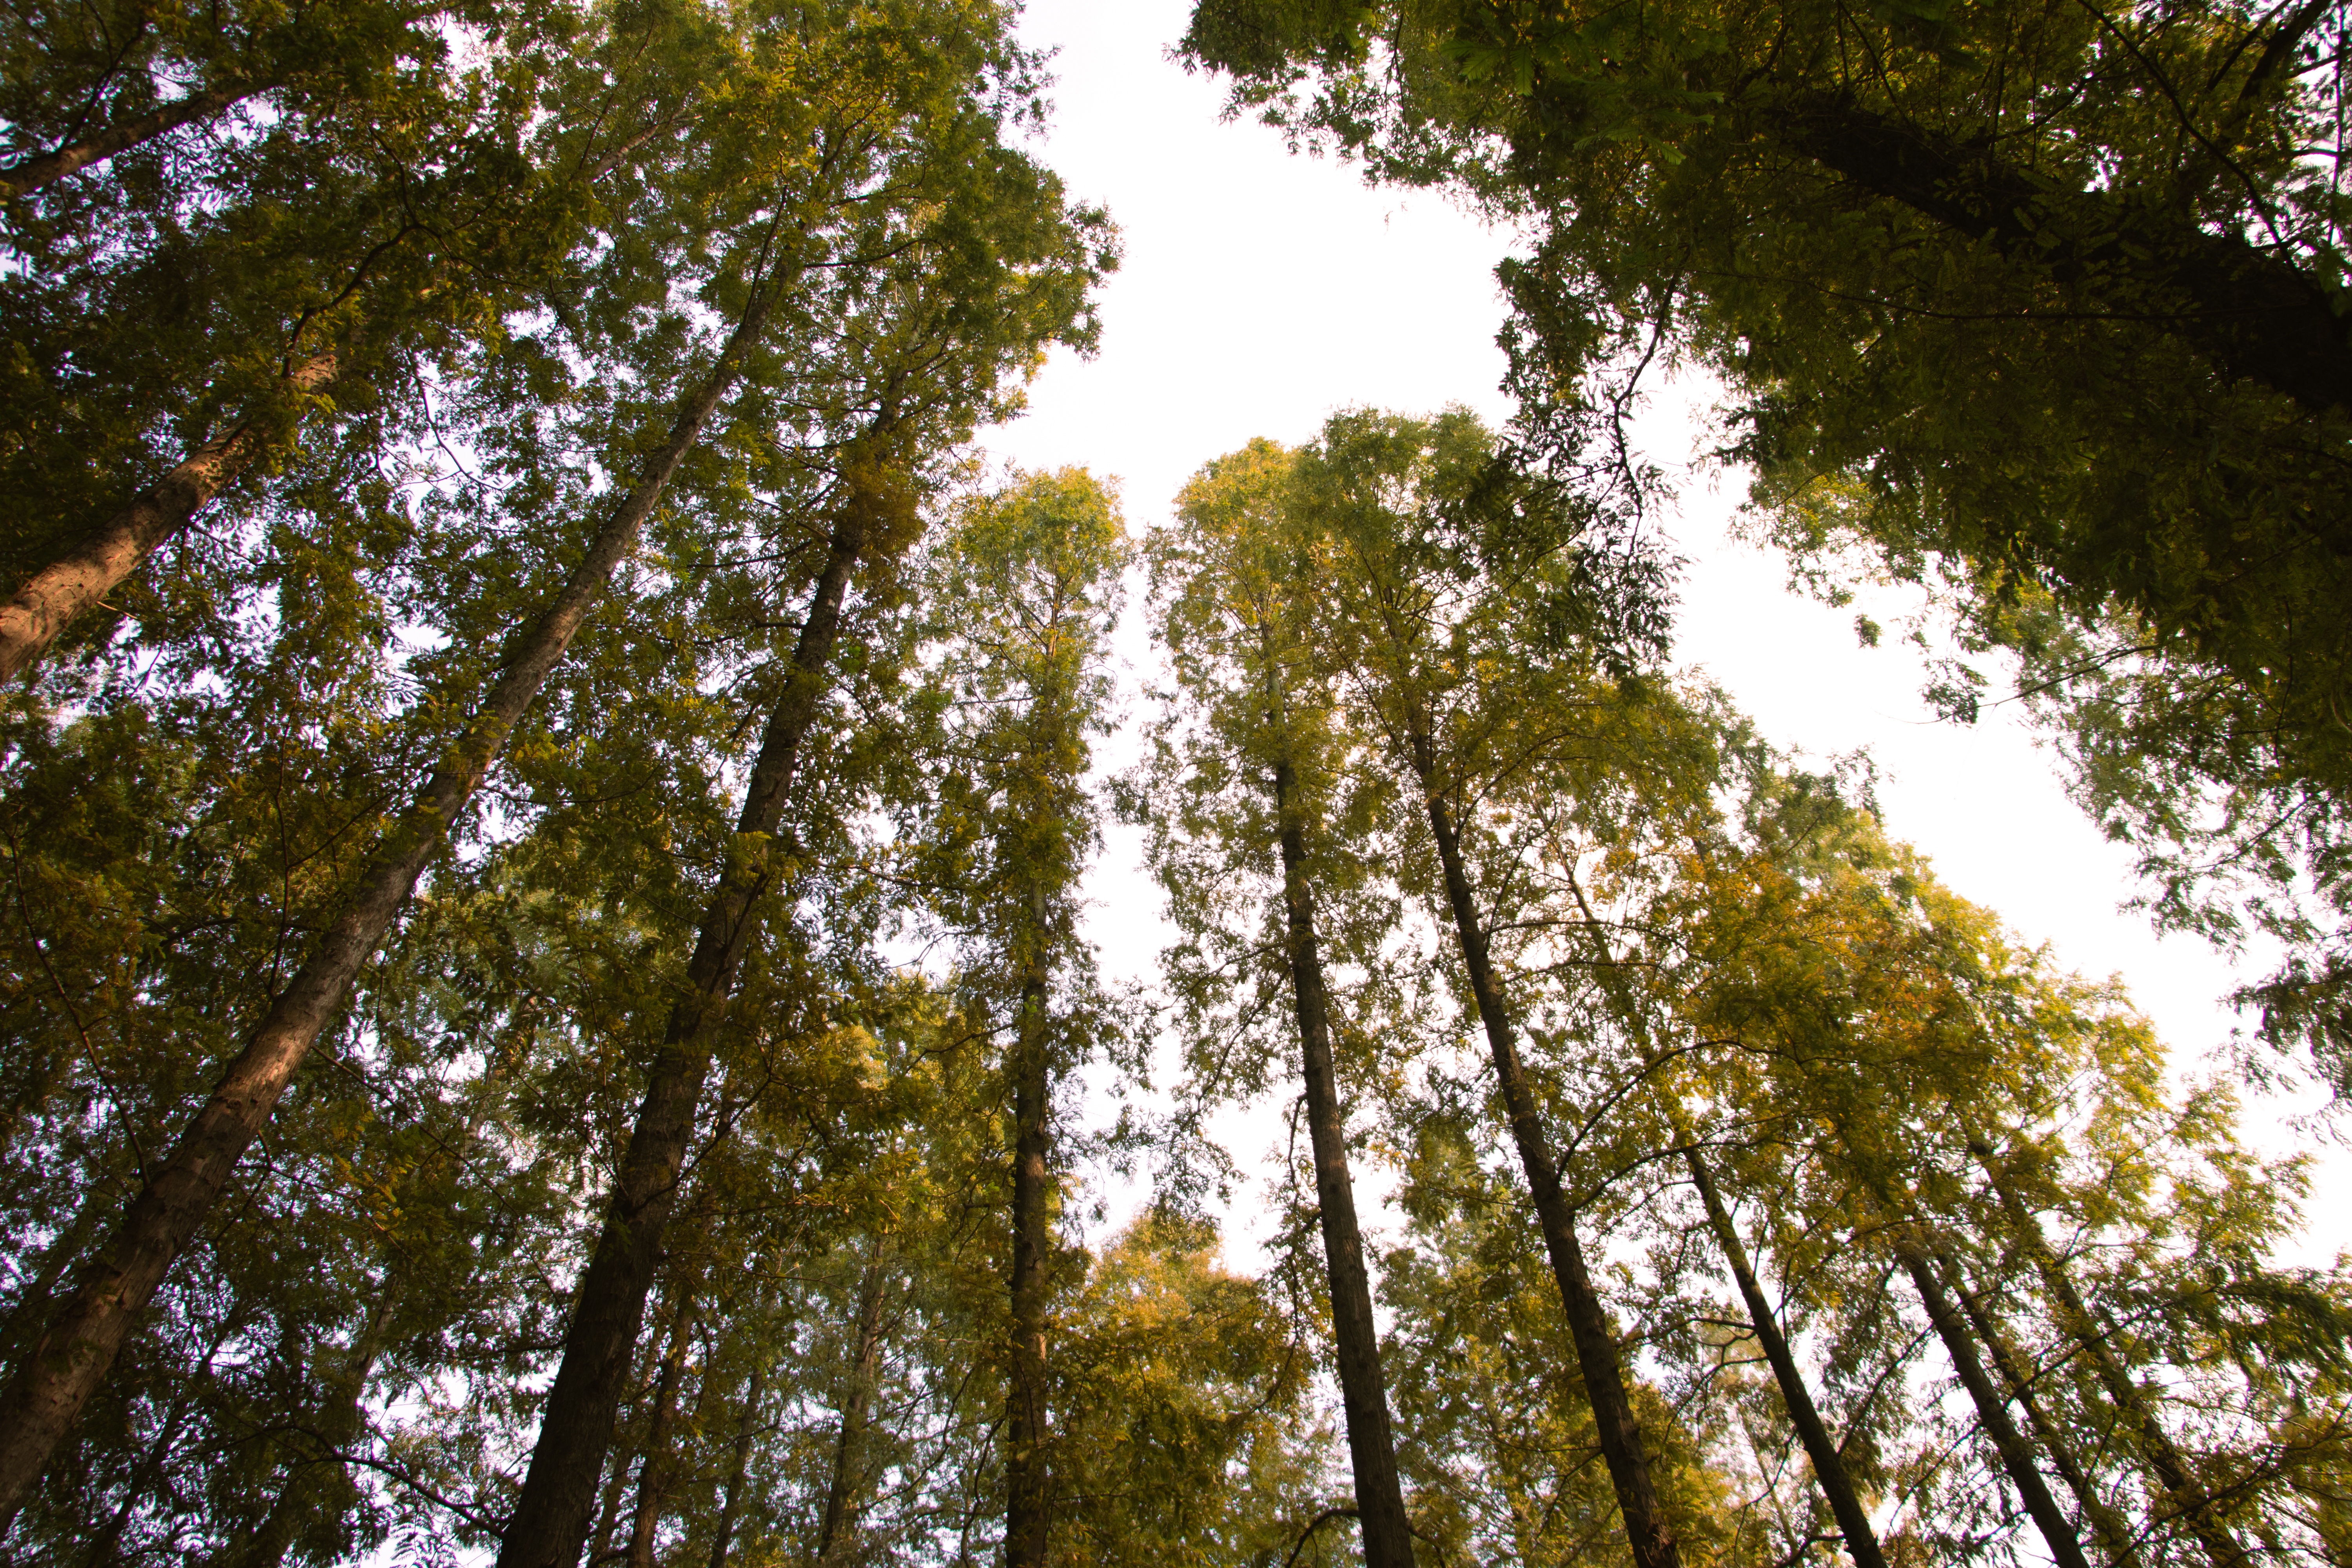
[1178,0,2352,1093]
[1140,434,1422,1568]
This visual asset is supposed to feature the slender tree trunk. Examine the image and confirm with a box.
[1887,1232,2094,1568]
[1935,1250,2138,1568]
[705,1367,762,1568]
[1684,1150,1887,1568]
[1004,956,1053,1568]
[209,1293,397,1568]
[1406,732,1682,1568]
[0,282,779,1528]
[1969,1144,2246,1568]
[0,79,272,198]
[0,351,336,684]
[813,1240,891,1568]
[1271,757,1416,1568]
[625,1296,699,1568]
[586,1441,635,1568]
[496,474,871,1568]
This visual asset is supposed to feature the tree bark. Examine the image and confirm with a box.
[0,350,336,684]
[1773,95,2352,418]
[1271,757,1417,1568]
[1004,957,1052,1568]
[0,79,272,198]
[208,1293,396,1568]
[1969,1144,2247,1568]
[0,283,777,1529]
[624,1295,699,1568]
[495,470,870,1568]
[1935,1250,2138,1568]
[704,1367,762,1568]
[1887,1232,2094,1568]
[1406,730,1682,1568]
[813,1240,890,1568]
[1684,1150,1887,1568]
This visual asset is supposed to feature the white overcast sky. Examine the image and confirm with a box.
[976,0,2341,1256]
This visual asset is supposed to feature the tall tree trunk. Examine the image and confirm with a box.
[1271,757,1416,1568]
[704,1367,762,1568]
[1935,1250,2138,1568]
[1684,1151,1888,1568]
[1405,730,1682,1568]
[0,350,337,683]
[1969,1142,2247,1568]
[1557,863,1867,1568]
[496,472,872,1568]
[1772,95,2352,417]
[209,1292,397,1568]
[813,1240,891,1568]
[0,280,779,1528]
[1004,956,1052,1568]
[0,78,273,198]
[1886,1231,2094,1568]
[625,1295,700,1568]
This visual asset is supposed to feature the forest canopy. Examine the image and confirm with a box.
[0,0,2345,1565]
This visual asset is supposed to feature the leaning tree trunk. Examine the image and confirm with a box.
[496,478,873,1568]
[0,78,276,198]
[1684,1151,1889,1568]
[1885,1230,2094,1568]
[624,1294,699,1568]
[0,280,779,1528]
[1004,955,1053,1568]
[704,1367,763,1568]
[209,1292,397,1568]
[813,1240,891,1568]
[1272,755,1416,1568]
[0,350,337,683]
[1936,1250,2138,1567]
[1970,1143,2247,1568]
[1405,728,1682,1568]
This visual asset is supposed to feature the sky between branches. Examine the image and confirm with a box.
[970,0,2339,1262]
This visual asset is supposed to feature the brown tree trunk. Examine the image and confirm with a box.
[1772,96,2352,417]
[1935,1250,2138,1568]
[1004,959,1052,1568]
[0,282,778,1528]
[1684,1150,1887,1568]
[813,1240,891,1568]
[0,351,336,684]
[1271,757,1416,1568]
[1887,1232,2094,1568]
[624,1296,699,1568]
[704,1367,762,1568]
[1969,1144,2247,1568]
[495,472,872,1568]
[1406,731,1682,1568]
[208,1293,396,1568]
[0,79,272,198]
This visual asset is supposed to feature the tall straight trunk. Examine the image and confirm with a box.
[705,1367,762,1568]
[1684,1151,1887,1568]
[1271,758,1416,1568]
[1969,1145,2246,1568]
[0,350,337,683]
[1935,1251,2138,1567]
[497,479,871,1568]
[624,1295,699,1568]
[1887,1233,2094,1568]
[0,282,778,1527]
[1004,960,1052,1568]
[1405,732,1682,1568]
[813,1240,891,1568]
[0,78,274,197]
[209,1292,397,1568]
